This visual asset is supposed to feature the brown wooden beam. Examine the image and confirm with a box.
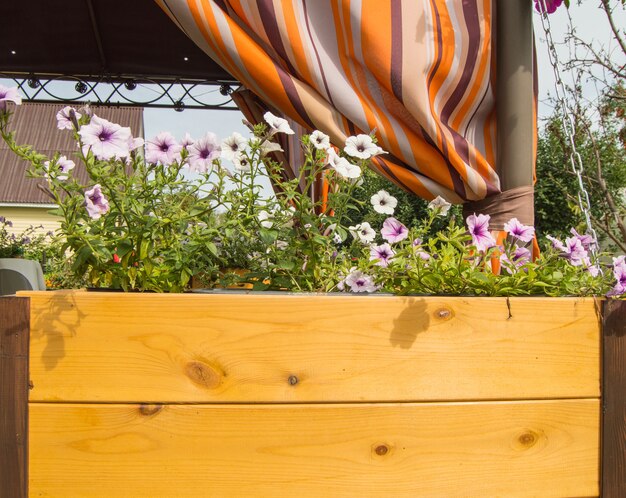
[496,0,535,191]
[0,296,29,498]
[602,299,626,497]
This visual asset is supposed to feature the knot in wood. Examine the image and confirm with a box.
[374,444,389,456]
[139,404,163,416]
[435,308,452,319]
[518,431,537,447]
[184,361,222,389]
[288,375,299,386]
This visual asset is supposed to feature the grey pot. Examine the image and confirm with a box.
[0,258,46,295]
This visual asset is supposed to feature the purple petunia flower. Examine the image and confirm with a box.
[188,132,221,173]
[503,217,535,243]
[84,184,110,219]
[381,217,409,243]
[344,270,378,293]
[607,256,626,297]
[546,235,566,252]
[44,155,76,181]
[466,213,496,252]
[56,106,81,131]
[563,236,588,266]
[534,0,563,14]
[369,243,395,267]
[500,246,532,273]
[0,85,22,112]
[78,115,132,160]
[145,132,182,165]
[570,228,596,252]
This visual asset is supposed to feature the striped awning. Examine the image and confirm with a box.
[157,0,517,204]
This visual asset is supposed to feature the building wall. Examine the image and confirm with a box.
[0,206,60,236]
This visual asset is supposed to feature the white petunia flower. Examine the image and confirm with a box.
[221,132,247,161]
[344,134,380,159]
[427,195,452,216]
[370,190,397,215]
[232,153,251,172]
[258,140,283,156]
[333,156,361,179]
[310,130,330,150]
[351,222,376,244]
[263,111,294,135]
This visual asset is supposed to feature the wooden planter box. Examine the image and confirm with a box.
[1,291,624,497]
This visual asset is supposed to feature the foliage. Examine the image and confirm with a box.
[1,87,624,297]
[535,83,626,251]
[0,217,51,260]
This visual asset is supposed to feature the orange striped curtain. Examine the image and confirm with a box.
[157,0,500,203]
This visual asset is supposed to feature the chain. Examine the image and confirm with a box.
[536,0,600,255]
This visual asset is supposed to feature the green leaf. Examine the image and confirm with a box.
[259,228,278,245]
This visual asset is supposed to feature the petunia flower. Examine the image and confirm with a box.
[563,236,588,266]
[221,132,247,161]
[78,115,132,160]
[427,195,452,216]
[344,134,380,160]
[500,246,532,273]
[503,217,535,243]
[180,133,194,148]
[371,190,397,215]
[145,132,182,165]
[546,235,566,252]
[570,228,596,251]
[310,130,330,150]
[263,111,294,135]
[56,106,82,131]
[258,140,283,156]
[582,257,600,277]
[607,256,626,296]
[0,85,22,112]
[344,270,377,293]
[534,0,563,14]
[232,153,251,172]
[44,155,75,181]
[370,243,395,267]
[350,222,376,244]
[84,184,110,219]
[381,217,409,243]
[466,213,496,252]
[188,132,221,173]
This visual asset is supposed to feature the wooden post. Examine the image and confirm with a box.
[0,296,29,498]
[602,299,626,497]
[496,0,534,190]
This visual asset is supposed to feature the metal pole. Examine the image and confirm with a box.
[496,0,534,190]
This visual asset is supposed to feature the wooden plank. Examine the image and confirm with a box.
[602,299,626,498]
[29,399,600,497]
[0,296,29,498]
[23,291,600,403]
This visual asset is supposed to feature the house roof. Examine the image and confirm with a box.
[0,102,143,204]
[0,0,234,83]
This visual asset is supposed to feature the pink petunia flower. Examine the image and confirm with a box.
[145,132,182,165]
[84,184,110,219]
[369,243,395,267]
[78,115,132,160]
[44,155,76,181]
[0,85,22,112]
[534,0,563,14]
[344,270,377,293]
[188,132,221,173]
[500,246,532,273]
[56,106,82,130]
[381,217,409,243]
[570,228,596,251]
[607,256,626,297]
[466,213,496,252]
[503,217,535,243]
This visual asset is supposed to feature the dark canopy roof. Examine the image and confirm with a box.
[0,0,234,83]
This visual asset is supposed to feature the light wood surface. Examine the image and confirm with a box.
[23,291,601,403]
[28,399,600,497]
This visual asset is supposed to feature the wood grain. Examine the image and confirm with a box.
[0,296,29,498]
[22,291,601,403]
[28,399,600,497]
[602,299,626,498]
